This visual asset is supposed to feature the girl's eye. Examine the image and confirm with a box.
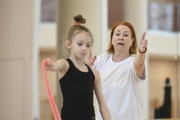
[78,43,82,46]
[86,45,90,48]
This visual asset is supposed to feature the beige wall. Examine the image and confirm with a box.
[0,0,34,120]
[39,23,57,49]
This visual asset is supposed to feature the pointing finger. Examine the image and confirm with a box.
[141,32,146,41]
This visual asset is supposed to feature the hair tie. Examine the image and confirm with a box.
[74,22,81,26]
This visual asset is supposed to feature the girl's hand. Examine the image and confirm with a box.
[45,58,54,70]
[139,32,148,53]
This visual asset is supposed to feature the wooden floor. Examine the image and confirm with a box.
[40,98,54,120]
[40,100,180,120]
[146,118,180,120]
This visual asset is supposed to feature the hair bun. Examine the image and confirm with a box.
[73,14,86,24]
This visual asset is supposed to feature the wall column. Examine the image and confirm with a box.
[0,0,39,120]
[124,0,149,119]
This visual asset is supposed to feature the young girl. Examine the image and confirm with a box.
[44,14,111,120]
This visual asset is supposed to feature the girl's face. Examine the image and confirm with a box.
[112,25,134,53]
[68,32,92,59]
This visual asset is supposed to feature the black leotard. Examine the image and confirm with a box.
[59,58,95,120]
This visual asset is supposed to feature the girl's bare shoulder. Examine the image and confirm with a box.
[56,59,69,71]
[56,59,67,63]
[90,67,100,78]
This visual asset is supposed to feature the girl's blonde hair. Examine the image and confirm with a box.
[59,14,94,58]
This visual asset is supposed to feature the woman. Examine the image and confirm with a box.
[88,21,148,120]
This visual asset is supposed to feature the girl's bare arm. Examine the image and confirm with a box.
[92,68,111,120]
[45,58,66,71]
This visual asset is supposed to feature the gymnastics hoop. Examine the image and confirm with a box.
[41,59,62,120]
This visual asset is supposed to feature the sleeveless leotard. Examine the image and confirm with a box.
[59,58,95,120]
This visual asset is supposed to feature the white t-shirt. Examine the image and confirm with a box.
[93,54,145,120]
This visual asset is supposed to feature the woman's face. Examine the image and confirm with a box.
[112,25,134,53]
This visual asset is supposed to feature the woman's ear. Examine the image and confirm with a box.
[65,40,71,49]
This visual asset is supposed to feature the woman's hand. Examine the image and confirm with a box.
[139,32,148,54]
[85,52,97,67]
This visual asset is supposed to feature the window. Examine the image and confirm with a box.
[108,0,124,28]
[148,1,179,32]
[41,0,56,22]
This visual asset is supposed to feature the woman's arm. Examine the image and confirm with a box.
[92,69,111,120]
[133,32,148,79]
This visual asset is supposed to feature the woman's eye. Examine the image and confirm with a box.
[124,34,129,37]
[115,33,120,36]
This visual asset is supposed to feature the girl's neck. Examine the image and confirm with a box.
[69,56,85,69]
